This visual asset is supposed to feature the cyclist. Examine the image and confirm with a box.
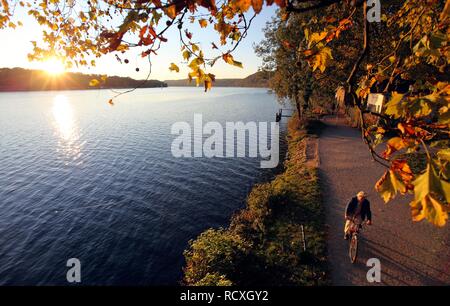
[344,191,372,240]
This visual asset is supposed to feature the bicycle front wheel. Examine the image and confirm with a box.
[349,234,358,263]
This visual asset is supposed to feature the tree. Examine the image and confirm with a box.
[1,0,449,226]
[0,0,287,92]
[293,0,449,226]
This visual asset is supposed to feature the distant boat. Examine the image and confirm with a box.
[267,89,273,94]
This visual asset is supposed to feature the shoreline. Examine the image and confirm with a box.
[0,86,270,93]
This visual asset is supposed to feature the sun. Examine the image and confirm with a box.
[44,57,66,75]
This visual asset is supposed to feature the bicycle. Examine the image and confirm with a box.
[347,218,364,263]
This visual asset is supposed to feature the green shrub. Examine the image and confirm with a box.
[183,228,251,285]
[193,273,233,286]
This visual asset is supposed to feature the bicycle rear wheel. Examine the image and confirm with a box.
[349,234,358,263]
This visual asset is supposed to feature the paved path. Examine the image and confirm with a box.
[318,117,450,285]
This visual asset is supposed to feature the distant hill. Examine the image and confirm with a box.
[164,71,270,88]
[0,67,166,92]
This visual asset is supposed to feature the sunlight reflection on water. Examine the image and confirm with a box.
[52,94,83,164]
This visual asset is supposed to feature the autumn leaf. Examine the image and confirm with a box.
[385,93,405,119]
[274,0,287,7]
[310,47,332,73]
[408,162,450,226]
[308,31,328,48]
[410,195,448,227]
[166,5,177,19]
[169,63,180,72]
[89,79,100,87]
[413,163,450,204]
[1,0,9,14]
[185,29,193,40]
[375,170,407,203]
[251,0,263,13]
[398,123,415,136]
[204,73,215,92]
[391,159,414,191]
[230,0,252,12]
[198,19,208,28]
[182,50,191,61]
[188,57,204,70]
[191,44,199,53]
[222,53,243,68]
[383,137,407,158]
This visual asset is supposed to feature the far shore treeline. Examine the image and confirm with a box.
[0,68,269,92]
[0,67,166,91]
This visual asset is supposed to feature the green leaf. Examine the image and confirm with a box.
[385,93,405,119]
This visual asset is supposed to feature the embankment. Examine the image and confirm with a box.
[182,117,328,286]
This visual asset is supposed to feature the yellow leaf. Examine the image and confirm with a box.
[308,31,328,48]
[204,74,214,92]
[182,50,191,61]
[191,44,199,53]
[89,79,100,87]
[188,57,204,70]
[410,195,448,227]
[311,47,332,73]
[413,163,450,204]
[375,170,406,203]
[169,63,180,72]
[222,53,243,68]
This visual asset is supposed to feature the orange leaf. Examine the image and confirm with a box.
[198,19,208,28]
[166,5,177,19]
[383,137,407,158]
[251,0,263,13]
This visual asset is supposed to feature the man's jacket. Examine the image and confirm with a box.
[345,197,372,221]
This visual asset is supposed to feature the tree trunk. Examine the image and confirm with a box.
[295,97,302,119]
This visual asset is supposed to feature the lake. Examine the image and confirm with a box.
[0,87,285,285]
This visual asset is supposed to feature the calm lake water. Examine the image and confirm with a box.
[0,87,284,285]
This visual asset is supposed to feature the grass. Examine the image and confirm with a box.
[182,116,328,286]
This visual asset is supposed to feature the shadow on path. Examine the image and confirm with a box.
[318,117,450,286]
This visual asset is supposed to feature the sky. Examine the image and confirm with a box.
[0,5,277,81]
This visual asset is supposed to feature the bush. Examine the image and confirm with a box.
[193,273,233,286]
[183,229,251,285]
